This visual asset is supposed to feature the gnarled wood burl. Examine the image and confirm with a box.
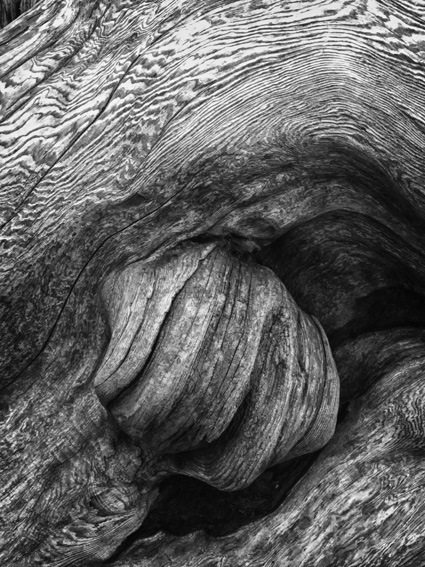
[2,1,425,565]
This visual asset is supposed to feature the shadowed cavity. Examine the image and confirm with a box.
[110,205,425,544]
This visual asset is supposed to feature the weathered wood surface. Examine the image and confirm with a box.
[96,243,338,490]
[0,1,38,29]
[2,0,425,565]
[111,329,425,567]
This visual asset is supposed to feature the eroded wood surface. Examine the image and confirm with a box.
[97,243,338,490]
[2,0,425,565]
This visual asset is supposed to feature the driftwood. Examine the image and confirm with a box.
[2,0,425,565]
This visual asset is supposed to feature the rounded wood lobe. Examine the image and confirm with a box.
[95,243,340,491]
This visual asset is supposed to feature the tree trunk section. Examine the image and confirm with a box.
[2,1,425,566]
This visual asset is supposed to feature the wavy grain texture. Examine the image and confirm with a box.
[2,0,425,565]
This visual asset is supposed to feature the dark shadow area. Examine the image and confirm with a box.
[0,6,20,29]
[328,286,425,346]
[0,0,37,29]
[142,451,320,538]
[105,450,320,563]
[256,210,425,350]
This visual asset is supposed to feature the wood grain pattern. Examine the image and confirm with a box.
[96,243,338,490]
[2,0,425,565]
[112,330,425,567]
[0,0,39,29]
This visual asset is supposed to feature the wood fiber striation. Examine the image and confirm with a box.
[95,243,338,491]
[0,0,39,29]
[2,0,425,565]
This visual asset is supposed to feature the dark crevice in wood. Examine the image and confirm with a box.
[328,287,425,347]
[0,0,38,29]
[255,210,425,350]
[104,450,321,564]
[0,5,21,29]
[336,400,350,425]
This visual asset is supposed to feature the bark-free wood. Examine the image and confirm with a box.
[2,0,425,565]
[0,0,38,29]
[112,329,425,567]
[96,243,338,490]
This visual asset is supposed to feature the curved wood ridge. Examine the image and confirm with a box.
[96,243,339,490]
[114,329,425,567]
[2,0,425,565]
